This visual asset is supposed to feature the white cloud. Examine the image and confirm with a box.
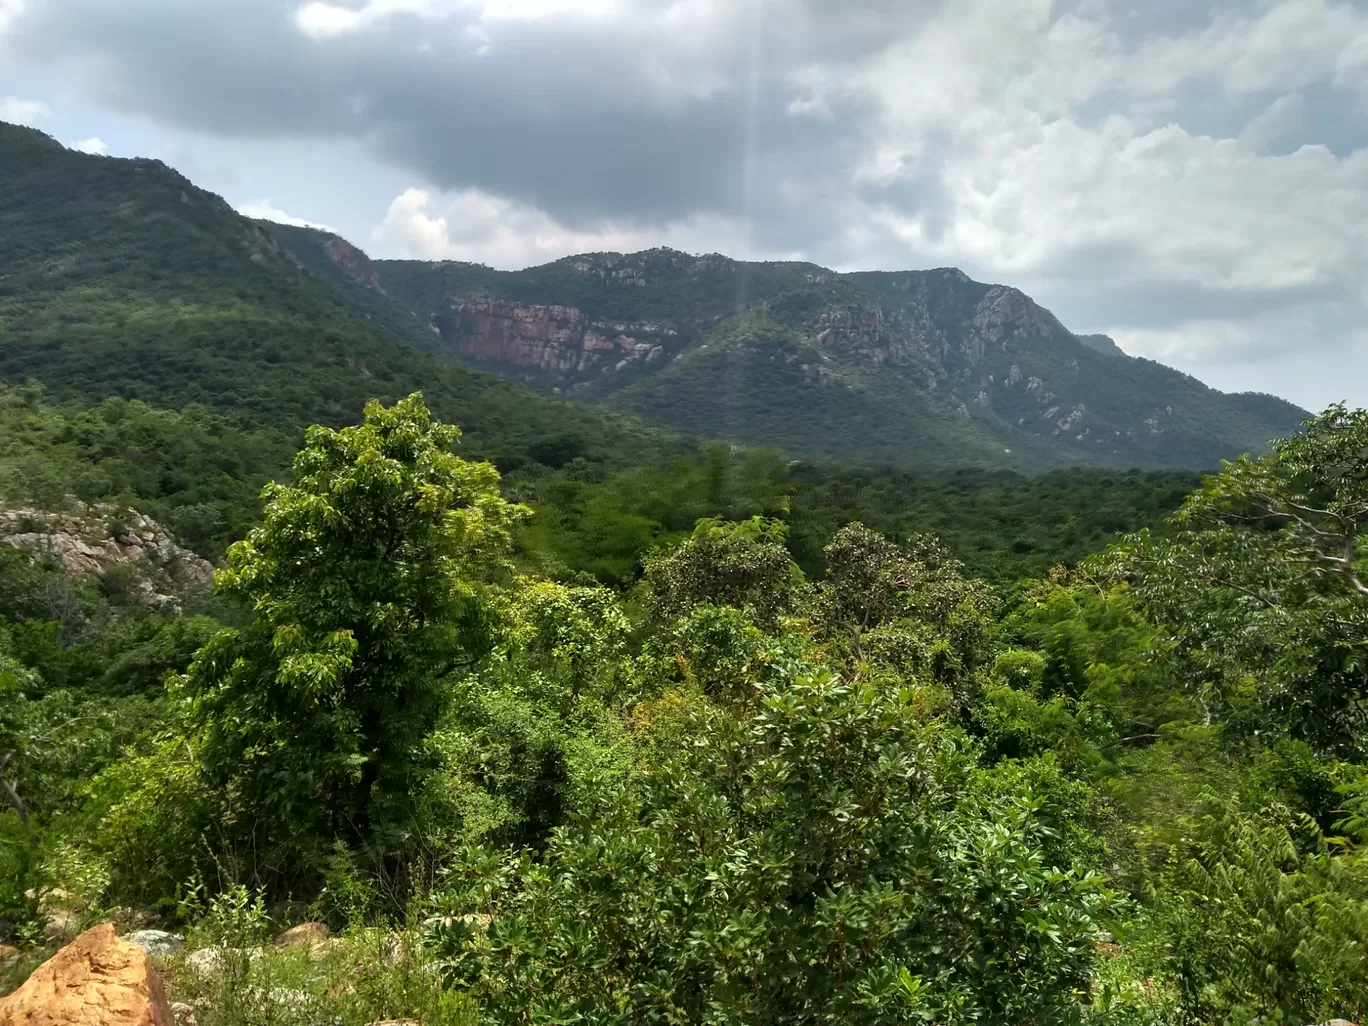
[70,136,108,154]
[0,0,23,35]
[293,0,436,39]
[1238,93,1306,153]
[0,96,50,126]
[1112,0,1368,100]
[236,200,336,232]
[478,0,622,19]
[372,187,795,268]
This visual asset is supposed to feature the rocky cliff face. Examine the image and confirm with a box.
[323,235,384,292]
[435,297,673,387]
[0,504,214,612]
[348,240,1306,471]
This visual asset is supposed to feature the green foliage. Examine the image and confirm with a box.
[1096,405,1368,753]
[429,671,1112,1026]
[816,524,995,687]
[178,394,529,885]
[643,516,803,626]
[0,127,686,475]
[0,385,293,557]
[513,442,793,585]
[5,385,1368,1026]
[1135,797,1368,1024]
[786,464,1200,584]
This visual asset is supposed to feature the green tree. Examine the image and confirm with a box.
[177,394,528,879]
[816,524,996,699]
[643,516,803,627]
[428,670,1110,1025]
[1140,796,1368,1024]
[1098,406,1368,752]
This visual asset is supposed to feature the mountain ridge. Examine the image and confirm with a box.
[0,120,1306,474]
[265,221,1305,471]
[0,120,686,471]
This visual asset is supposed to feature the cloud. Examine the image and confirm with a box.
[373,186,795,268]
[3,0,1368,407]
[69,135,108,154]
[0,0,22,34]
[293,0,434,40]
[236,200,336,232]
[1238,93,1307,154]
[0,96,49,126]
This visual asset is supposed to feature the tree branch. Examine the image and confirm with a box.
[0,751,27,824]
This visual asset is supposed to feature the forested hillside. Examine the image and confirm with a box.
[0,122,683,469]
[279,231,1305,472]
[3,123,1364,1026]
[1,118,1303,475]
[4,390,1368,1026]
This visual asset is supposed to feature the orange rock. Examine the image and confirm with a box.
[272,922,330,950]
[0,944,19,964]
[0,922,174,1026]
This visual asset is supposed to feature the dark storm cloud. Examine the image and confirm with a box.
[6,0,885,227]
[6,0,1368,407]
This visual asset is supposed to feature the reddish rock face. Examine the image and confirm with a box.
[0,923,175,1026]
[435,298,668,380]
[324,236,385,293]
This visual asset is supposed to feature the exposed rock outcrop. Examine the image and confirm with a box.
[0,923,174,1026]
[813,306,892,365]
[123,932,185,958]
[0,504,214,612]
[971,286,1069,353]
[435,298,671,381]
[324,236,385,293]
[273,923,330,950]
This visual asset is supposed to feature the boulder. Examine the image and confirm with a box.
[0,943,19,965]
[273,922,330,950]
[40,909,79,946]
[306,937,347,960]
[0,922,174,1026]
[182,948,224,980]
[123,932,185,958]
[167,1002,197,1026]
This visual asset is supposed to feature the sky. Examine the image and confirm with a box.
[2,0,1366,412]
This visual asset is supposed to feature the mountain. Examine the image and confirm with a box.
[0,120,1307,475]
[0,121,683,469]
[270,228,1308,471]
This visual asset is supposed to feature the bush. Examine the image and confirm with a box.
[428,670,1112,1025]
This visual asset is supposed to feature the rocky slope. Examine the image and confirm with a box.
[0,117,1300,474]
[274,237,1306,472]
[0,504,214,612]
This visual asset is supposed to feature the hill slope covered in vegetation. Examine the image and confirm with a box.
[267,233,1307,471]
[3,393,1368,1026]
[0,122,683,470]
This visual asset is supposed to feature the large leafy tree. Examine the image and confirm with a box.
[1098,405,1368,752]
[178,393,528,869]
